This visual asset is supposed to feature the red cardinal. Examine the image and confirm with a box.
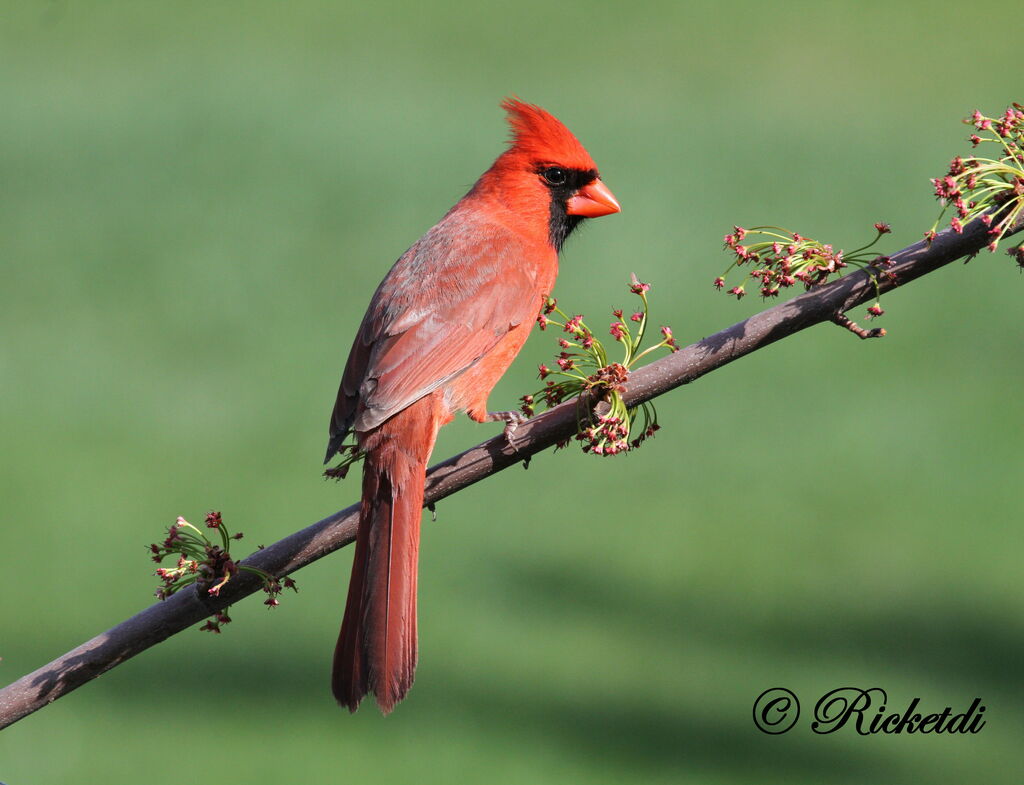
[325,98,620,713]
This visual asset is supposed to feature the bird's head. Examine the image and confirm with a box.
[482,98,620,251]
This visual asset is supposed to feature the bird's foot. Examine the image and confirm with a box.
[485,410,528,452]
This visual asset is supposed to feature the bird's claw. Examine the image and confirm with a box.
[485,410,528,453]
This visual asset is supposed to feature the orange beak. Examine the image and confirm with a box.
[566,178,621,218]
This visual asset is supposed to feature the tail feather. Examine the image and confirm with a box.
[332,396,439,714]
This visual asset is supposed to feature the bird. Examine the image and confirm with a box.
[325,98,620,714]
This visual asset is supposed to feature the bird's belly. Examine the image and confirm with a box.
[445,319,536,421]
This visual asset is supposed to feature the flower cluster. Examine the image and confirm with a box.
[927,103,1024,252]
[716,223,892,317]
[522,274,677,456]
[1009,244,1024,269]
[324,443,365,481]
[148,511,296,633]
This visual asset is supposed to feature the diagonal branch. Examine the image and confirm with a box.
[1,214,1020,730]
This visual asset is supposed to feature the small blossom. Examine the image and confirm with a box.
[630,281,650,294]
[609,322,626,341]
[713,276,725,290]
[660,326,679,352]
[866,304,884,319]
[630,311,643,322]
[874,222,891,235]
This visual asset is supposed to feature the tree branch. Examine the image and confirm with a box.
[1,214,1020,730]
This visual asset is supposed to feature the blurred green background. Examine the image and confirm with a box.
[2,1,1022,782]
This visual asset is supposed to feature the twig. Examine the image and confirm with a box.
[830,311,886,339]
[1,212,1020,730]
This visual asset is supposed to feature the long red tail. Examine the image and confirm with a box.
[332,396,441,714]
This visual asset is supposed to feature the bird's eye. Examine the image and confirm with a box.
[541,167,567,186]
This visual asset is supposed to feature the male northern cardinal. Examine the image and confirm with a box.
[325,98,620,713]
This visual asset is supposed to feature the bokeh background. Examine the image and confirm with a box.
[2,1,1022,782]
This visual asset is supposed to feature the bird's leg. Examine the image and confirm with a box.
[485,410,528,450]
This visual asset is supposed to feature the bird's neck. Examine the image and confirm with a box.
[468,170,558,251]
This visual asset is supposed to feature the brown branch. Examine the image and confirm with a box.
[1,213,1020,730]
